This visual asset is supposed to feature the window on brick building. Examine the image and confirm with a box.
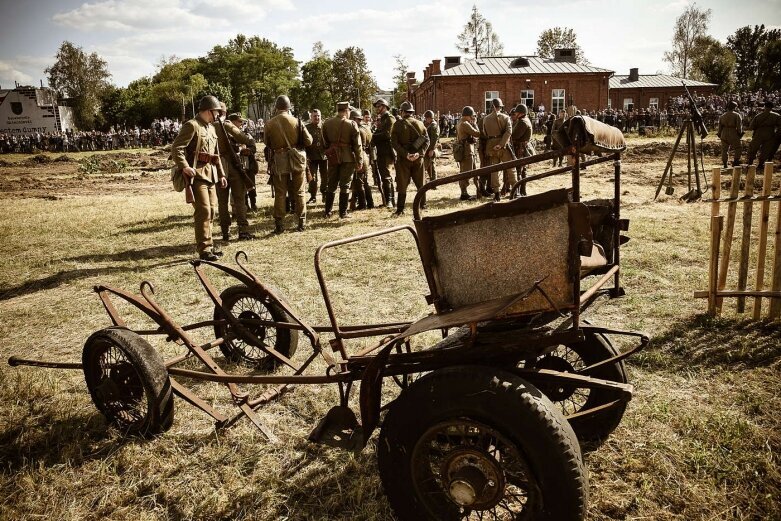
[551,89,565,114]
[520,90,534,109]
[485,91,500,113]
[649,97,659,110]
[623,98,633,111]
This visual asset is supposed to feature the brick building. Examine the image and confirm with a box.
[408,50,613,116]
[608,69,717,111]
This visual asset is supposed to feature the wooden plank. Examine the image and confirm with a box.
[736,166,756,312]
[695,289,781,298]
[753,163,774,319]
[716,167,743,311]
[770,167,781,318]
[710,167,721,219]
[708,215,724,315]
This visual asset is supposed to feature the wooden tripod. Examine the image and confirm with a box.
[654,118,707,201]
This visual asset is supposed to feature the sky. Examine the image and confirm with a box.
[0,0,779,92]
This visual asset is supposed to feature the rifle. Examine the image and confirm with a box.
[682,82,708,139]
[216,119,256,189]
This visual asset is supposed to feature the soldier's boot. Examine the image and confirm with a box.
[338,192,350,219]
[297,217,306,232]
[308,180,317,204]
[324,193,335,217]
[356,190,366,210]
[389,181,396,206]
[519,168,527,196]
[494,192,501,202]
[221,229,230,242]
[247,190,257,211]
[286,196,293,214]
[394,192,407,216]
[364,184,375,209]
[274,218,284,235]
[382,180,394,208]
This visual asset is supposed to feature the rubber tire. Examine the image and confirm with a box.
[213,284,298,370]
[377,365,587,521]
[534,332,628,447]
[83,327,174,437]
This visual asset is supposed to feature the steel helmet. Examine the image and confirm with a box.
[198,95,220,112]
[374,98,390,108]
[275,95,291,111]
[349,109,362,120]
[399,101,414,113]
[423,110,434,119]
[491,98,504,108]
[462,106,476,117]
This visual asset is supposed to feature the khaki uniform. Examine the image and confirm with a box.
[718,110,743,167]
[424,120,439,182]
[264,112,313,220]
[371,111,396,200]
[482,110,516,193]
[305,121,327,200]
[171,115,226,254]
[551,116,566,166]
[456,119,481,194]
[511,115,535,195]
[391,116,429,212]
[323,115,362,216]
[354,123,374,208]
[748,110,781,166]
[215,120,255,237]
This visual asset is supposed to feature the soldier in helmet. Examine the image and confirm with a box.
[264,95,313,233]
[305,109,327,204]
[371,98,396,208]
[349,109,373,210]
[323,101,363,218]
[214,104,257,242]
[170,95,228,261]
[456,105,482,201]
[718,100,743,168]
[362,109,379,208]
[747,101,781,169]
[510,104,535,196]
[423,110,440,185]
[481,98,516,200]
[391,101,429,215]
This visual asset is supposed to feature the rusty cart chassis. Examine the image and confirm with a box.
[9,146,648,450]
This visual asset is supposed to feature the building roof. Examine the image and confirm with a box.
[609,75,717,89]
[440,56,613,76]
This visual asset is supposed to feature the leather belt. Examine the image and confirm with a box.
[197,152,220,164]
[486,135,502,139]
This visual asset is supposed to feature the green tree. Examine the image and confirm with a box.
[392,54,410,107]
[293,54,335,115]
[535,27,588,64]
[692,37,735,93]
[456,5,504,59]
[727,25,768,90]
[45,41,111,129]
[332,47,377,109]
[663,2,711,78]
[756,31,781,90]
[149,57,207,120]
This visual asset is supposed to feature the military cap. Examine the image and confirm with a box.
[337,101,350,111]
[491,98,504,108]
[362,109,371,116]
[275,95,291,110]
[726,100,737,110]
[462,105,476,116]
[423,110,434,119]
[514,104,528,114]
[198,95,220,112]
[227,113,244,122]
[399,101,414,113]
[349,109,362,120]
[374,98,390,108]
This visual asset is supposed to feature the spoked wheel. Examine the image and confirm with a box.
[214,285,298,370]
[530,332,628,447]
[83,327,174,437]
[378,365,587,521]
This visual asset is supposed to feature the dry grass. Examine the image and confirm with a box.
[0,137,779,520]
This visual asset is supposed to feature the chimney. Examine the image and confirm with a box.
[444,56,461,70]
[553,48,576,63]
[431,59,442,75]
[406,71,416,89]
[629,68,639,82]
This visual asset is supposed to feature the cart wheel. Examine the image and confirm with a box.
[531,332,628,447]
[377,365,587,521]
[214,285,298,370]
[83,327,174,437]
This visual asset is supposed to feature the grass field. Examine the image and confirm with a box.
[0,138,779,520]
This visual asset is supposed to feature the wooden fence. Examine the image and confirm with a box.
[696,163,781,318]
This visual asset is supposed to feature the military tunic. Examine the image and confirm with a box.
[456,119,481,194]
[424,120,440,183]
[323,116,362,194]
[171,115,226,254]
[718,110,743,167]
[482,110,516,193]
[748,110,781,166]
[511,115,535,195]
[305,121,327,199]
[263,112,313,220]
[371,111,397,199]
[215,120,255,237]
[391,116,429,212]
[354,123,374,208]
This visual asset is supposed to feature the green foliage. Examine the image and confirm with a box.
[392,55,409,108]
[757,30,781,90]
[692,37,735,93]
[293,55,335,115]
[78,156,128,175]
[456,5,504,59]
[663,2,711,78]
[536,27,588,65]
[331,47,377,110]
[45,41,111,130]
[727,25,768,90]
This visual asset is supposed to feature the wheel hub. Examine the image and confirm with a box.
[442,448,504,509]
[534,354,576,401]
[238,310,267,342]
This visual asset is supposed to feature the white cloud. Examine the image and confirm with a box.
[0,60,36,86]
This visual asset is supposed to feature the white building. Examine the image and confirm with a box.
[0,86,75,135]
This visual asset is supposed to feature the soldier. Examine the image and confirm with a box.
[423,110,440,185]
[551,110,567,167]
[215,106,257,242]
[747,101,781,168]
[349,109,373,210]
[456,105,482,201]
[481,98,516,201]
[391,101,429,215]
[264,95,313,233]
[170,95,228,261]
[322,101,363,218]
[363,109,381,207]
[510,104,535,196]
[305,109,327,204]
[371,98,396,208]
[718,100,743,168]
